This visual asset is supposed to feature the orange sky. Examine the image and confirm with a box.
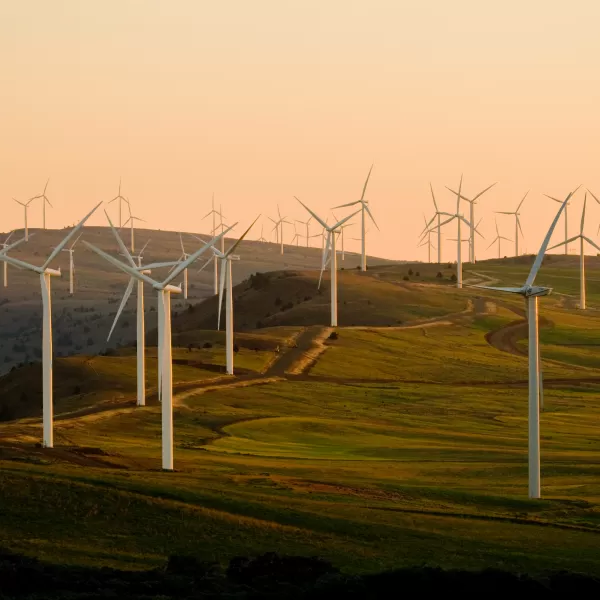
[1,1,600,261]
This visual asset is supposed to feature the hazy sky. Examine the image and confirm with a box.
[2,1,600,261]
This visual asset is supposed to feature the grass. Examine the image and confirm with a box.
[3,260,600,576]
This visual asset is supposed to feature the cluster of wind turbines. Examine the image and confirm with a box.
[420,181,600,303]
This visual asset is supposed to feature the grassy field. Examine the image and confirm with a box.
[2,261,600,576]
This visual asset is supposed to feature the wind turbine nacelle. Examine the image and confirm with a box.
[44,267,61,277]
[524,285,552,297]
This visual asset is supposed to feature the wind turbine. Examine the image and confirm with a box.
[433,176,478,288]
[0,233,31,287]
[421,183,451,264]
[495,191,528,257]
[418,215,436,263]
[30,179,52,229]
[0,204,101,447]
[332,212,353,261]
[296,216,313,247]
[291,226,301,247]
[1,232,15,287]
[446,180,497,263]
[475,189,574,498]
[108,178,129,227]
[123,205,145,253]
[257,224,267,243]
[175,234,191,300]
[487,219,512,259]
[61,234,83,295]
[213,218,259,375]
[203,194,221,296]
[547,193,600,310]
[105,218,179,407]
[13,197,36,241]
[271,206,292,255]
[84,226,234,470]
[296,197,359,326]
[334,165,378,271]
[544,187,581,255]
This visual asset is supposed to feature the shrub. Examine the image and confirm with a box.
[450,274,457,282]
[234,344,240,353]
[415,271,420,276]
[329,331,339,340]
[203,342,213,349]
[403,275,409,281]
[408,268,413,275]
[436,271,443,278]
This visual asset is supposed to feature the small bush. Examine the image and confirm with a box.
[436,271,443,278]
[203,342,213,349]
[450,274,457,282]
[329,331,339,340]
[403,275,409,281]
[408,268,413,275]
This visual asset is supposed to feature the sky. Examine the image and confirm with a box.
[1,0,600,261]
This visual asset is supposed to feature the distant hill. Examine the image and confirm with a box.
[0,226,393,373]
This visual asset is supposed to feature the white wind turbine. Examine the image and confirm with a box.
[84,226,234,470]
[418,215,436,263]
[105,218,179,407]
[334,165,378,271]
[446,180,497,263]
[0,233,31,287]
[475,190,574,499]
[433,176,478,288]
[547,193,600,310]
[291,226,301,247]
[487,219,512,259]
[0,203,101,447]
[213,218,259,375]
[61,234,83,295]
[257,224,267,243]
[495,191,528,257]
[270,206,292,255]
[13,197,36,241]
[296,197,360,326]
[544,186,581,255]
[123,205,145,253]
[332,212,353,261]
[174,234,191,300]
[421,183,451,264]
[296,216,313,247]
[108,178,129,227]
[30,179,53,229]
[203,194,222,296]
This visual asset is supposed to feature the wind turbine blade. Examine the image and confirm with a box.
[587,189,600,205]
[318,231,332,289]
[434,216,456,230]
[0,235,29,255]
[104,211,137,268]
[13,198,26,207]
[473,285,524,294]
[486,238,498,250]
[225,216,260,257]
[140,239,151,255]
[333,200,360,209]
[197,256,213,273]
[295,197,328,229]
[142,260,181,270]
[429,182,439,212]
[455,175,463,213]
[0,254,41,273]
[164,224,236,286]
[179,233,185,254]
[42,202,102,270]
[360,164,374,201]
[544,194,562,204]
[517,215,524,238]
[526,191,573,287]
[107,278,135,341]
[217,259,226,330]
[70,233,83,249]
[495,219,500,237]
[551,235,580,249]
[582,236,600,253]
[517,190,529,211]
[364,203,379,231]
[471,182,497,202]
[332,209,361,230]
[495,211,515,215]
[82,242,158,286]
[4,231,14,245]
